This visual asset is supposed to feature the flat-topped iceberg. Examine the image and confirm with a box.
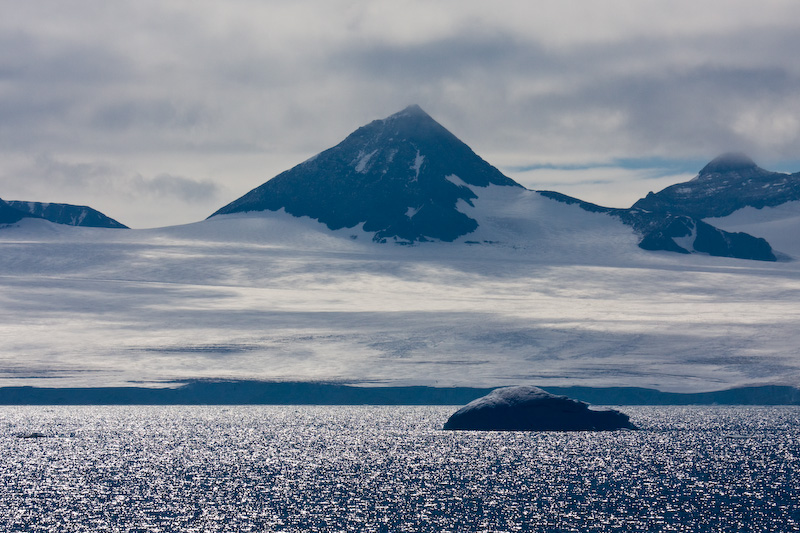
[443,386,637,431]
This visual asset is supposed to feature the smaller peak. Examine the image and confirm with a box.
[401,104,426,114]
[699,152,757,175]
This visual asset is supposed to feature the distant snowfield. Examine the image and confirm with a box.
[706,201,800,260]
[2,187,800,393]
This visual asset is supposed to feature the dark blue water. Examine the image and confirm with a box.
[1,406,798,532]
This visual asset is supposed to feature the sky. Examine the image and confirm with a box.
[2,0,800,229]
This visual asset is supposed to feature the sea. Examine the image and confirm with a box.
[1,405,798,532]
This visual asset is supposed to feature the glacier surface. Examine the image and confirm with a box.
[1,186,800,393]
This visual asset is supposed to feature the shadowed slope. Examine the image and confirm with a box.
[7,201,128,229]
[0,198,28,225]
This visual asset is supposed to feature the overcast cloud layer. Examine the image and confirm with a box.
[2,0,800,228]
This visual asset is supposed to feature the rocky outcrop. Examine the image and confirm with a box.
[622,211,776,261]
[6,201,128,228]
[632,153,800,219]
[539,152,788,262]
[0,198,28,225]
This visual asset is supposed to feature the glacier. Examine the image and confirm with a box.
[1,183,799,394]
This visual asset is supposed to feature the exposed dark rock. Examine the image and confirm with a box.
[632,152,800,219]
[635,214,694,254]
[541,153,790,261]
[620,211,776,261]
[0,198,29,225]
[6,201,128,228]
[692,219,775,260]
[443,386,637,431]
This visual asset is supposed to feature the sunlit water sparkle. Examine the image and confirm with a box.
[1,406,798,532]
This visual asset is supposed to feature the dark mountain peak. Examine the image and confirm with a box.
[698,152,758,176]
[632,154,799,219]
[620,154,800,259]
[389,104,428,119]
[212,106,520,242]
[347,104,464,152]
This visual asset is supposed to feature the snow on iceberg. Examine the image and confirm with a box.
[443,386,637,431]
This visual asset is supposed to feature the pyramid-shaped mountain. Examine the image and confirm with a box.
[632,152,800,218]
[211,105,521,242]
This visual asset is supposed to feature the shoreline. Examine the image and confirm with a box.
[1,381,799,406]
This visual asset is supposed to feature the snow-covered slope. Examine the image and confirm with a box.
[2,197,800,394]
[623,152,800,260]
[577,152,800,261]
[541,188,778,261]
[450,182,641,263]
[706,201,800,260]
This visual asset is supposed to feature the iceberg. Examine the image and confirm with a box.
[443,386,637,431]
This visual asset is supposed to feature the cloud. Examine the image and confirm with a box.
[0,153,225,228]
[1,0,800,227]
[505,165,698,209]
[25,154,221,204]
[131,173,221,203]
[27,154,118,189]
[91,101,210,132]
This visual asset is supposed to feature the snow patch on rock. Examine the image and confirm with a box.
[445,174,472,189]
[673,223,697,252]
[410,151,424,181]
[354,150,378,173]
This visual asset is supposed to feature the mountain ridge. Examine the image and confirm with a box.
[6,200,128,229]
[2,381,798,405]
[5,107,794,263]
[210,107,791,261]
[1,197,128,229]
[632,151,800,219]
[542,151,800,261]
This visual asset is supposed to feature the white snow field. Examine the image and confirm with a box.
[2,185,800,393]
[706,201,800,260]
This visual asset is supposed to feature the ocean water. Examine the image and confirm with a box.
[1,406,798,532]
